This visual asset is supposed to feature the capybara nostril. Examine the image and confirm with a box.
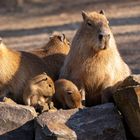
[99,33,110,41]
[98,34,103,41]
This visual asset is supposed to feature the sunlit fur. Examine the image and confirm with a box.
[23,73,55,108]
[60,11,131,106]
[31,34,70,81]
[53,79,83,109]
[0,42,47,103]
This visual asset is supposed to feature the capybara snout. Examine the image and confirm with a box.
[98,29,110,50]
[98,31,110,41]
[64,89,83,109]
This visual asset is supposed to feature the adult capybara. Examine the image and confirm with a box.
[53,79,83,109]
[23,72,55,112]
[60,10,131,106]
[0,40,47,103]
[31,33,70,81]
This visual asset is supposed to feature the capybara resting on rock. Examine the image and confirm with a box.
[60,10,131,106]
[0,40,47,104]
[31,33,70,81]
[53,79,83,109]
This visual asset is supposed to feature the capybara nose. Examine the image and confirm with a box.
[98,32,110,41]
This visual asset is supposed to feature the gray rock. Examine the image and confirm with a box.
[114,86,140,139]
[0,102,37,140]
[35,103,126,140]
[119,74,140,88]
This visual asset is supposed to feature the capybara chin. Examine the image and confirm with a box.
[31,33,70,81]
[23,72,55,112]
[53,79,83,109]
[60,10,131,107]
[0,41,47,103]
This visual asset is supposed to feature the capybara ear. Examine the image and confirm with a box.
[58,34,66,42]
[82,11,89,20]
[99,10,105,15]
[43,72,47,75]
[49,35,54,40]
[79,89,85,101]
[79,89,85,106]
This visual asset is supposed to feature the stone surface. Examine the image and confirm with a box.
[114,86,140,139]
[0,102,37,140]
[35,103,126,140]
[119,74,140,88]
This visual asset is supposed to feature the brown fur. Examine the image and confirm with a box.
[0,41,47,103]
[60,11,131,106]
[31,34,70,81]
[53,79,83,109]
[23,72,55,112]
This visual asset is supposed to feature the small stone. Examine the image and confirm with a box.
[119,74,140,88]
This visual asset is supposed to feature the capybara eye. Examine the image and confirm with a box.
[45,78,48,80]
[49,84,51,87]
[67,91,72,95]
[87,21,92,26]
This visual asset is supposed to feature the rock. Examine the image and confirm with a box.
[0,102,37,140]
[113,86,140,139]
[35,103,126,140]
[119,74,140,88]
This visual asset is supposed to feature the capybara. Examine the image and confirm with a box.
[23,72,55,112]
[60,10,131,106]
[0,40,47,103]
[53,79,83,109]
[31,33,70,81]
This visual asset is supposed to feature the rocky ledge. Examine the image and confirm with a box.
[0,74,140,140]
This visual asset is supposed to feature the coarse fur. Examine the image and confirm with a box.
[0,41,47,103]
[60,10,131,106]
[53,79,83,109]
[31,33,70,81]
[23,72,55,112]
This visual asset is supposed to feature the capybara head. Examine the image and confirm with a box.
[64,89,83,109]
[31,72,55,98]
[79,10,111,52]
[43,33,70,51]
[26,72,55,112]
[55,79,83,109]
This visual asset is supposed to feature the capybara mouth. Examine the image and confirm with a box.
[99,43,107,50]
[100,44,106,50]
[99,40,109,50]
